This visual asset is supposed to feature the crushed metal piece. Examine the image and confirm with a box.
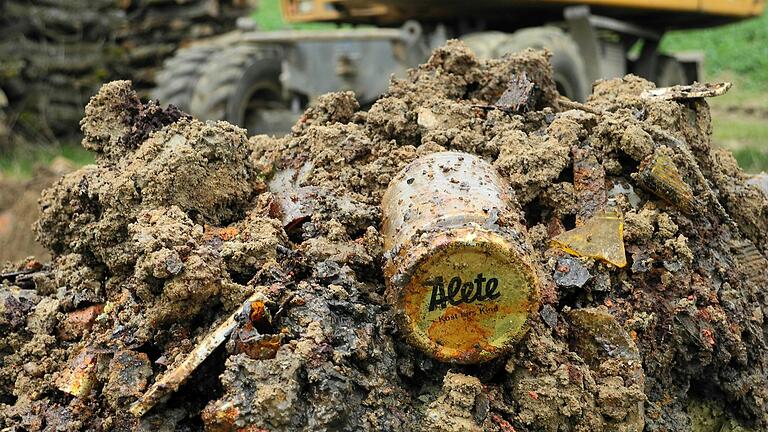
[553,256,591,288]
[56,348,100,397]
[104,350,153,408]
[233,298,281,360]
[235,332,282,360]
[641,82,731,100]
[550,210,627,268]
[273,187,319,232]
[572,144,607,225]
[129,291,265,417]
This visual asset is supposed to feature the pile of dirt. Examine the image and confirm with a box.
[2,41,767,431]
[0,0,252,149]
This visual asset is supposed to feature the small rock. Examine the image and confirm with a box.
[104,350,153,409]
[540,304,558,329]
[0,288,38,330]
[553,257,591,288]
[28,297,59,335]
[57,303,104,341]
[315,260,341,279]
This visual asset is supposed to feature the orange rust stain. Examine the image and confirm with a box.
[58,304,105,341]
[24,260,43,271]
[202,403,240,432]
[249,301,267,323]
[402,291,422,322]
[497,300,531,316]
[57,350,98,397]
[491,414,517,432]
[204,225,241,242]
[236,334,281,360]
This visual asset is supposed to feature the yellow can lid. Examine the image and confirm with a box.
[393,226,539,363]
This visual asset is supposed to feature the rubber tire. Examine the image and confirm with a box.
[460,31,512,59]
[190,44,282,124]
[495,26,590,102]
[655,56,688,87]
[151,43,219,111]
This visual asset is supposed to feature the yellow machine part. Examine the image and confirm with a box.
[560,0,765,16]
[282,0,765,23]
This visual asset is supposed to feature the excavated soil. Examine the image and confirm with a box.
[1,41,767,431]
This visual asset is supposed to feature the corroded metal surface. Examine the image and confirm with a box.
[382,152,540,364]
[572,144,607,225]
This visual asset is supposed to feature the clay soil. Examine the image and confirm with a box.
[1,42,767,431]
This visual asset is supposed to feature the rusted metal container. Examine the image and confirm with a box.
[382,151,540,364]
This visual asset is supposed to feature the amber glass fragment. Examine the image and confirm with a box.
[636,149,695,214]
[550,210,627,268]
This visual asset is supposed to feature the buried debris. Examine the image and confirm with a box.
[634,147,697,214]
[550,210,628,268]
[1,41,767,431]
[641,81,731,100]
[129,292,266,417]
[381,151,540,364]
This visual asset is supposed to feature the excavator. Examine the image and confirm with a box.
[152,0,765,135]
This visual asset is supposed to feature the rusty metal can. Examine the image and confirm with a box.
[382,151,540,364]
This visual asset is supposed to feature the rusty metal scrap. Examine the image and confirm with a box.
[382,151,540,364]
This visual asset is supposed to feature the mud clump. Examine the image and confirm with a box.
[2,41,767,431]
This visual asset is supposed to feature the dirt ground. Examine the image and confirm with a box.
[0,159,75,264]
[1,41,767,431]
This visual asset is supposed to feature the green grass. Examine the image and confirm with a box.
[252,0,288,30]
[662,13,768,172]
[252,0,337,30]
[0,143,93,179]
[662,13,768,90]
[729,147,768,174]
[711,114,768,173]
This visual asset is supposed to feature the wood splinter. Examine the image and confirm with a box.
[129,292,265,417]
